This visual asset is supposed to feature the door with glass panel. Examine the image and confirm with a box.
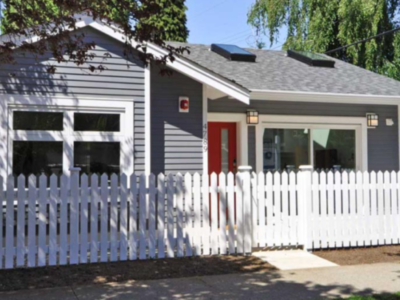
[263,127,357,172]
[208,122,237,175]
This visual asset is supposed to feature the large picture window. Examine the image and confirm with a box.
[10,105,133,178]
[263,127,357,172]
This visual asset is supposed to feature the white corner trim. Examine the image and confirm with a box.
[202,85,208,175]
[250,90,400,105]
[145,64,151,175]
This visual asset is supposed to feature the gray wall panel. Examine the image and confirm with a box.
[151,67,203,175]
[0,27,145,100]
[209,99,399,172]
[134,102,145,173]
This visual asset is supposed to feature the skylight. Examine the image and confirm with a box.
[211,44,257,62]
[287,50,335,68]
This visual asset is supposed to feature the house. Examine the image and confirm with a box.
[1,16,400,182]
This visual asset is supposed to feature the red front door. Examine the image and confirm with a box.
[208,122,237,175]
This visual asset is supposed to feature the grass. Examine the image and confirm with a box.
[337,293,400,300]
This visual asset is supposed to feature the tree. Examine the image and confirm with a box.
[247,0,400,80]
[0,0,189,73]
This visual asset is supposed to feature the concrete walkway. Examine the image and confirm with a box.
[253,250,339,270]
[1,263,399,300]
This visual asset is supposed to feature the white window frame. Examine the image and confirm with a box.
[256,115,368,172]
[7,100,134,176]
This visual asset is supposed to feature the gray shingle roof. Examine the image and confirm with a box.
[168,42,400,96]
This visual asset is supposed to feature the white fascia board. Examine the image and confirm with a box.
[251,90,400,105]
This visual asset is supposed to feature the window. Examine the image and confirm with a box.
[13,111,63,131]
[74,113,120,132]
[9,104,133,178]
[13,141,63,176]
[74,142,120,175]
[263,127,356,172]
[263,129,310,171]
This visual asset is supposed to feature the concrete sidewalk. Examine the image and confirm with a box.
[1,263,399,300]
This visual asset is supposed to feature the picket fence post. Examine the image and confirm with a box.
[238,166,252,254]
[299,165,313,251]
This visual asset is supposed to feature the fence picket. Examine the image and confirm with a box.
[390,171,398,244]
[193,173,201,256]
[311,172,319,249]
[370,172,378,246]
[202,174,210,255]
[319,172,328,249]
[377,172,384,245]
[37,175,47,267]
[120,174,128,261]
[157,174,166,258]
[80,174,89,264]
[27,175,37,267]
[236,173,243,254]
[327,171,335,248]
[100,174,109,262]
[139,174,147,260]
[129,174,138,260]
[110,174,119,262]
[185,173,193,257]
[16,175,26,267]
[266,172,273,248]
[355,172,363,247]
[210,173,218,255]
[5,175,14,269]
[227,173,235,254]
[289,172,298,247]
[273,172,281,247]
[282,172,289,247]
[258,172,266,248]
[384,171,391,244]
[348,172,356,247]
[342,172,350,248]
[363,172,371,247]
[176,173,184,257]
[251,172,258,248]
[167,174,175,258]
[90,174,99,263]
[219,173,227,255]
[70,171,79,265]
[148,174,157,259]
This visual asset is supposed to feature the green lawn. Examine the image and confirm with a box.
[338,294,400,300]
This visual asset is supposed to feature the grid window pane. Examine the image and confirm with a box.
[74,113,120,132]
[74,142,120,175]
[13,111,63,131]
[13,141,63,176]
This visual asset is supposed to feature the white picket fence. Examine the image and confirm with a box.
[2,168,400,270]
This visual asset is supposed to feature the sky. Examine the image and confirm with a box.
[186,0,286,49]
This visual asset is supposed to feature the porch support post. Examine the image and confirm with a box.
[299,165,313,252]
[145,63,151,175]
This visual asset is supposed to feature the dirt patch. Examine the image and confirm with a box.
[314,245,400,266]
[0,255,275,292]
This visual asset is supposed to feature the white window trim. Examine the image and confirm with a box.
[7,100,134,177]
[256,115,368,172]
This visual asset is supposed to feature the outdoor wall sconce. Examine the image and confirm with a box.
[366,113,379,128]
[247,110,259,124]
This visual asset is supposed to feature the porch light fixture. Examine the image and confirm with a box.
[246,110,259,124]
[366,113,379,128]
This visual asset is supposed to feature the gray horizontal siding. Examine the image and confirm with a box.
[151,66,203,175]
[0,27,145,100]
[209,99,399,172]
